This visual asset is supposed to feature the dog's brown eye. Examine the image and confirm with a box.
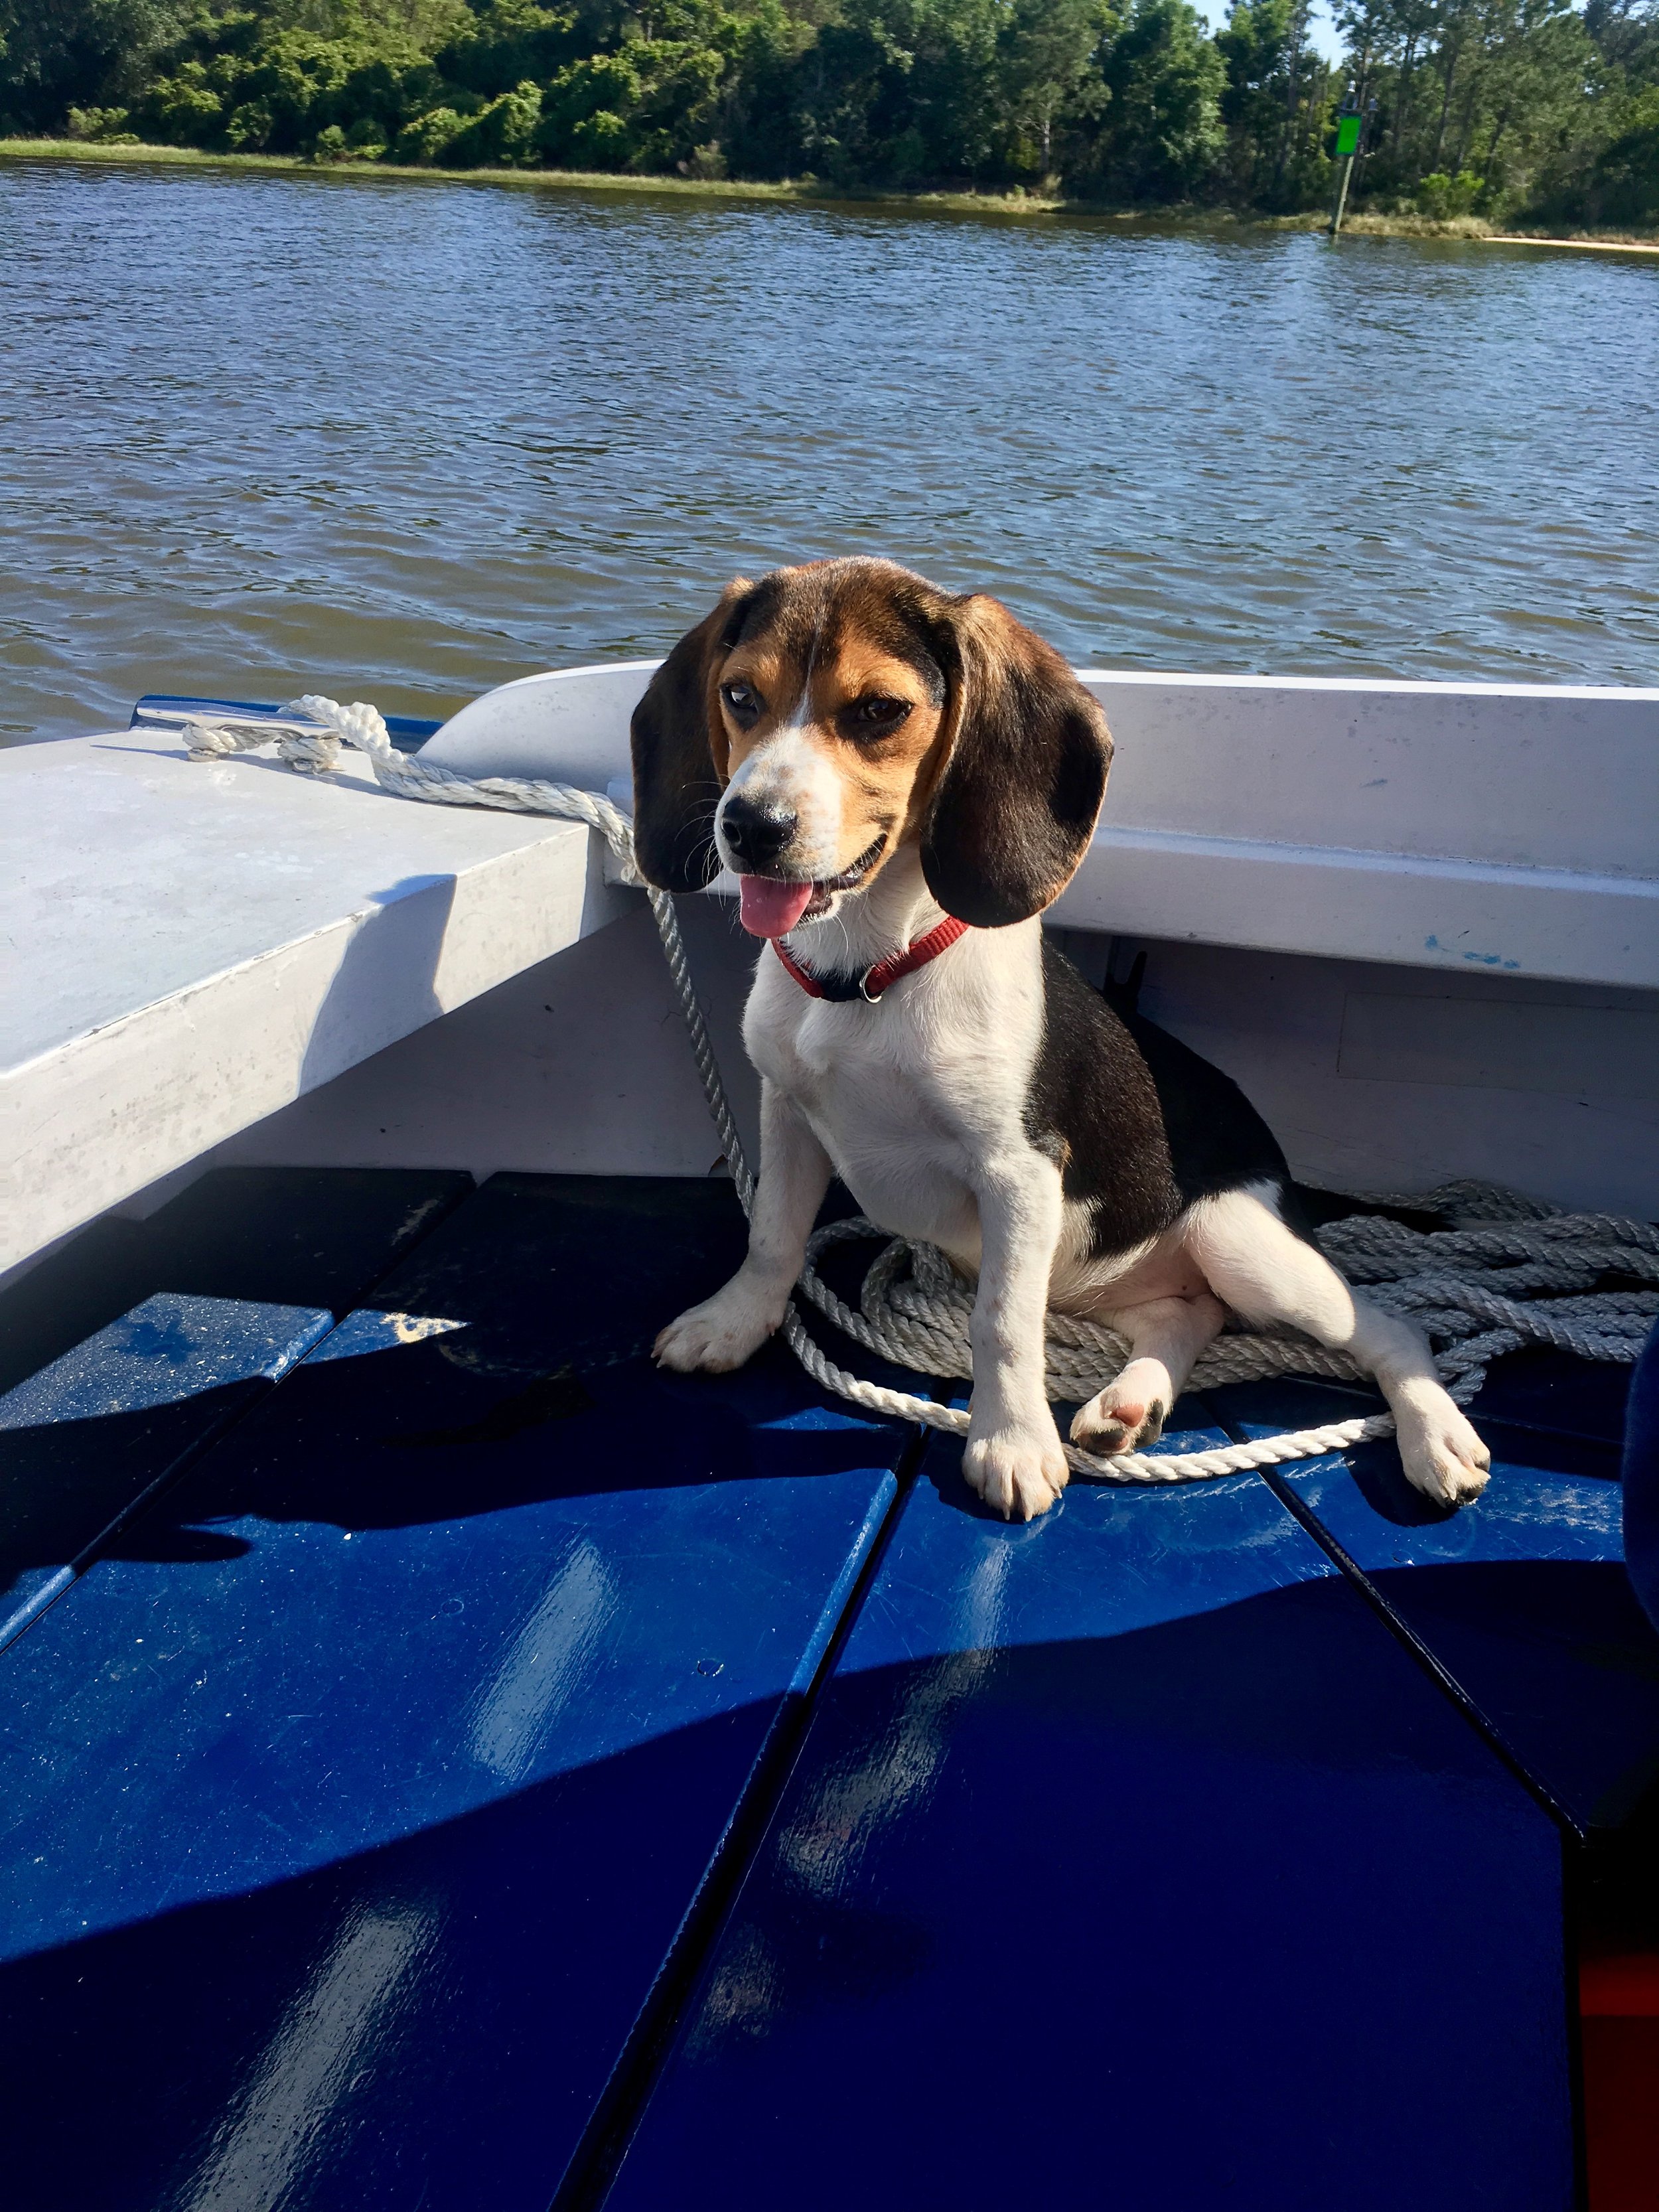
[721,682,762,724]
[845,696,910,735]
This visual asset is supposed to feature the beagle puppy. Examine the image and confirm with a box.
[635,557,1490,1520]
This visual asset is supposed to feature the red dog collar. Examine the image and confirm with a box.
[771,915,970,1004]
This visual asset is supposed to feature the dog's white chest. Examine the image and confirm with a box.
[742,932,1045,1264]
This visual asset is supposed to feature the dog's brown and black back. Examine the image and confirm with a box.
[1028,940,1302,1260]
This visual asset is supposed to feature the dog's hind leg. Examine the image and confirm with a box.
[1069,1292,1226,1454]
[1185,1186,1490,1507]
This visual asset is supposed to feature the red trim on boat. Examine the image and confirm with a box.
[1579,1955,1659,2210]
[1581,1954,1659,2017]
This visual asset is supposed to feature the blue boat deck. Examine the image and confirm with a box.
[1,1169,1651,2209]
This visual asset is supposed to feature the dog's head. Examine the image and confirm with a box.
[629,558,1112,935]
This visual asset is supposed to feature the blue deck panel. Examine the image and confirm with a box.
[1467,1345,1631,1464]
[0,1292,332,1653]
[0,1175,917,2211]
[0,1165,472,1397]
[606,1414,1573,2212]
[0,1167,472,1657]
[1210,1371,1659,1830]
[1433,1344,1631,1485]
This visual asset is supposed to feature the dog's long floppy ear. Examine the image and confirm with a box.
[630,578,754,893]
[920,595,1112,928]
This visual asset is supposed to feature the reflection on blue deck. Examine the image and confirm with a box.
[609,1414,1574,2212]
[843,1457,1333,1670]
[0,1317,904,1959]
[0,1175,916,2211]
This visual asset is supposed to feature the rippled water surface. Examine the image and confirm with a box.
[3,157,1657,741]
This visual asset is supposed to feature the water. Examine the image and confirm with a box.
[3,157,1656,743]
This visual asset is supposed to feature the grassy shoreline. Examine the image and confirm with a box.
[3,137,1656,247]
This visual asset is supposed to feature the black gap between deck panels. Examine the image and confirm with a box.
[1209,1370,1659,1838]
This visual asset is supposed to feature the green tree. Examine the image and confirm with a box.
[1527,0,1658,222]
[1583,0,1659,82]
[1335,0,1604,214]
[997,0,1106,178]
[1077,0,1225,198]
[790,0,1007,185]
[0,0,194,129]
[1217,0,1333,206]
[133,15,456,153]
[436,0,583,98]
[5,0,1648,219]
[1581,84,1659,218]
[537,0,794,173]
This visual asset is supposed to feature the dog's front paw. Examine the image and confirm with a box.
[654,1280,782,1374]
[963,1420,1069,1521]
[1398,1402,1491,1507]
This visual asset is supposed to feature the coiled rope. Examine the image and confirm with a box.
[183,695,1659,1483]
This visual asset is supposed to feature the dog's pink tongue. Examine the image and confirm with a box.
[739,875,815,938]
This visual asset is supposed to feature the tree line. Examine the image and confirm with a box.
[3,0,1654,224]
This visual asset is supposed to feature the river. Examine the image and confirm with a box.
[3,155,1656,743]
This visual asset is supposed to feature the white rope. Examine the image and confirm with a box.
[185,695,1658,1484]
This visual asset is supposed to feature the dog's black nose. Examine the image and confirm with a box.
[721,796,798,870]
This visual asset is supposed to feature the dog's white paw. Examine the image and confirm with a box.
[1398,1402,1491,1507]
[963,1420,1069,1520]
[654,1282,781,1374]
[1070,1365,1170,1455]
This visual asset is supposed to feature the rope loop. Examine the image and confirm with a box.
[184,693,1657,1486]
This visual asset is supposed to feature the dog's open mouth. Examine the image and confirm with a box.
[736,836,886,938]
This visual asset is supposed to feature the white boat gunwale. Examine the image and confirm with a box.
[4,660,1655,1282]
